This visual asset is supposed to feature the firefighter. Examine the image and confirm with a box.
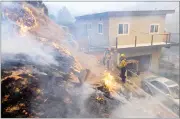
[104,48,113,70]
[119,53,127,83]
[106,50,112,70]
[103,48,111,65]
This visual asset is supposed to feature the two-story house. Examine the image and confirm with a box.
[74,10,175,73]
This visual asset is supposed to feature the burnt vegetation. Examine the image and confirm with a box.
[1,44,120,118]
[26,0,48,15]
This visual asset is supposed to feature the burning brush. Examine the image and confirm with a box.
[1,52,79,118]
[2,2,82,70]
[101,71,118,93]
[3,3,37,35]
[3,2,65,41]
[95,91,105,102]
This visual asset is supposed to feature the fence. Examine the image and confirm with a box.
[115,33,176,48]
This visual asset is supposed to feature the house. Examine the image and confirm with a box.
[74,10,175,73]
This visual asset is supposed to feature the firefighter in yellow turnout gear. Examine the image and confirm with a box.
[119,54,127,83]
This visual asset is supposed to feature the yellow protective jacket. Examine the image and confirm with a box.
[119,59,127,68]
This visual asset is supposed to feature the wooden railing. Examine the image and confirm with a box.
[115,33,172,48]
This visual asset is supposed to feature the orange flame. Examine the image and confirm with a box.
[102,71,117,92]
[2,68,32,81]
[16,5,38,36]
[5,105,20,113]
[96,96,104,101]
[39,38,82,70]
[2,95,10,103]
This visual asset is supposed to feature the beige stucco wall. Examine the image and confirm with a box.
[115,46,162,73]
[150,47,162,73]
[109,15,166,46]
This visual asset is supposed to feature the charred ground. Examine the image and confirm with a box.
[1,44,121,118]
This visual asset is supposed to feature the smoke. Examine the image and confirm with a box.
[111,98,156,118]
[61,36,105,77]
[110,95,162,118]
[66,83,96,117]
[1,2,14,8]
[110,90,178,118]
[33,78,97,118]
[1,23,58,66]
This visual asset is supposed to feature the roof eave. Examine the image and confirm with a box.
[75,10,175,20]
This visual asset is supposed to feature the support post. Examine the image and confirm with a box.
[135,36,137,47]
[168,33,171,43]
[116,37,118,49]
[166,34,168,44]
[151,35,153,46]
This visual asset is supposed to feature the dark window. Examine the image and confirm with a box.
[150,25,159,33]
[124,24,128,34]
[150,25,154,33]
[118,24,129,34]
[155,25,158,32]
[151,81,169,94]
[98,23,103,34]
[118,24,123,34]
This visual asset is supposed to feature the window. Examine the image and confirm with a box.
[169,86,179,99]
[151,81,169,94]
[118,24,129,34]
[150,24,159,33]
[98,23,103,34]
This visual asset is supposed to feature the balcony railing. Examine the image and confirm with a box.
[115,33,177,49]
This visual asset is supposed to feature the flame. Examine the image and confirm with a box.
[15,88,20,93]
[4,4,38,36]
[36,89,42,94]
[51,42,72,56]
[19,103,25,107]
[17,5,38,35]
[39,38,82,70]
[2,95,10,103]
[39,38,72,56]
[2,68,32,81]
[2,70,23,81]
[96,96,104,101]
[51,42,82,70]
[5,105,20,113]
[22,110,28,115]
[102,71,117,92]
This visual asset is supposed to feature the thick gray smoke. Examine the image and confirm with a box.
[1,22,58,66]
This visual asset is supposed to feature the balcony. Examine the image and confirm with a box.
[113,33,179,49]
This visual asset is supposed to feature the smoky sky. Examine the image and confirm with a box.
[44,2,137,16]
[44,2,178,16]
